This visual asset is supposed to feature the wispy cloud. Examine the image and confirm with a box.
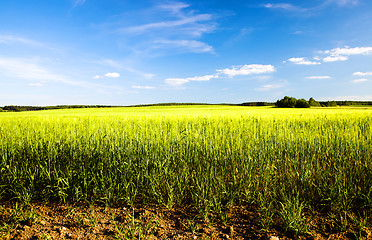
[114,2,216,55]
[352,78,368,83]
[0,56,66,82]
[325,0,359,7]
[321,46,372,62]
[263,0,359,15]
[323,46,372,56]
[28,82,46,87]
[186,74,218,81]
[306,76,332,79]
[93,59,155,79]
[117,1,216,38]
[165,74,219,86]
[158,2,190,14]
[165,64,275,86]
[73,0,86,7]
[0,34,60,52]
[0,56,123,92]
[255,80,288,91]
[217,64,275,77]
[263,3,306,12]
[124,14,213,35]
[93,72,120,79]
[153,40,214,53]
[287,46,372,66]
[0,35,44,47]
[287,57,321,65]
[353,71,372,76]
[132,85,156,89]
[165,78,190,86]
[323,55,349,62]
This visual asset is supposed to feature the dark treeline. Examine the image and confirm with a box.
[0,103,238,112]
[318,101,372,106]
[0,105,116,112]
[1,100,372,112]
[127,103,239,107]
[240,102,275,106]
[276,96,372,108]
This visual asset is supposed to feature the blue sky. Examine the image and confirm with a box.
[1,0,372,106]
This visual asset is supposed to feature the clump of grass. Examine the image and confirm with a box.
[112,209,160,239]
[0,203,40,236]
[278,194,309,235]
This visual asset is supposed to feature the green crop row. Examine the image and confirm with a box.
[0,106,371,234]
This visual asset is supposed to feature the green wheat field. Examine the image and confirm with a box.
[1,105,371,235]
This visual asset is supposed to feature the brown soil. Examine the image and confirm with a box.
[0,201,371,239]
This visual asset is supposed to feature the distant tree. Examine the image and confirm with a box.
[309,97,321,107]
[326,101,338,107]
[296,98,310,108]
[276,96,297,108]
[241,102,275,106]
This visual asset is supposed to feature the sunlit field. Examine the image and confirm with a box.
[1,105,371,237]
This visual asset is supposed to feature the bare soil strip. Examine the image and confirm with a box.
[1,201,371,239]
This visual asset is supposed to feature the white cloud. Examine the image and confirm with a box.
[290,46,372,65]
[154,40,214,53]
[165,64,275,86]
[287,57,321,65]
[165,78,190,86]
[185,74,218,81]
[104,72,120,78]
[0,56,125,93]
[324,46,372,56]
[255,80,288,91]
[263,3,305,12]
[158,2,190,14]
[352,78,368,83]
[93,72,120,79]
[132,85,155,89]
[264,0,358,16]
[251,75,273,81]
[0,35,60,52]
[73,0,86,7]
[323,55,349,62]
[0,56,65,82]
[93,59,155,79]
[217,64,275,77]
[330,0,359,6]
[119,3,215,38]
[313,56,321,61]
[0,35,44,47]
[165,74,218,86]
[125,14,212,34]
[115,2,216,55]
[353,71,372,76]
[28,82,45,87]
[306,76,332,79]
[320,46,372,62]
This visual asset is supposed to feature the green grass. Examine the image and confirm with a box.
[0,105,371,233]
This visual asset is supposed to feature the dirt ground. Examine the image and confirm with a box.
[1,201,371,239]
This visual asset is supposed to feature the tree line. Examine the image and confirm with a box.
[1,100,372,112]
[275,96,372,108]
[0,105,116,112]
